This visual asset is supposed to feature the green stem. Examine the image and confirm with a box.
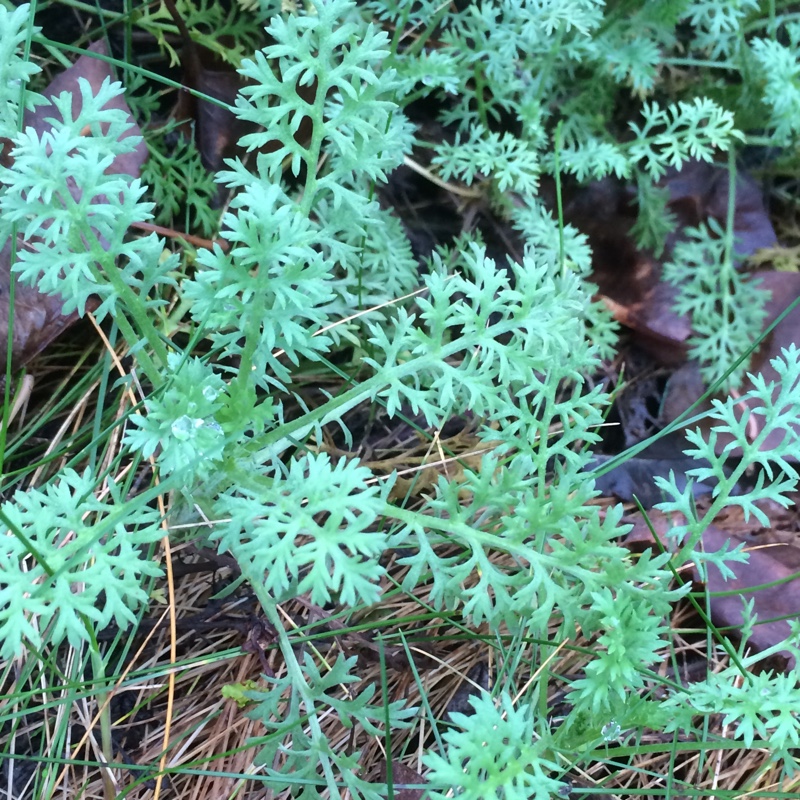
[58,182,170,383]
[231,298,263,404]
[664,57,738,70]
[384,504,597,587]
[246,577,342,794]
[298,32,333,218]
[42,39,233,111]
[404,0,451,58]
[473,65,490,130]
[87,633,116,800]
[97,258,170,376]
[234,29,332,394]
[256,321,529,455]
[674,445,767,570]
[553,120,566,277]
[255,340,470,454]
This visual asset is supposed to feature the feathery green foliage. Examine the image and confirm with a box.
[3,0,800,797]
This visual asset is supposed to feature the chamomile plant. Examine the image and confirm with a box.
[2,0,800,797]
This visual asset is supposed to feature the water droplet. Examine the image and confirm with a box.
[601,720,621,742]
[202,385,219,402]
[555,782,572,799]
[171,415,201,442]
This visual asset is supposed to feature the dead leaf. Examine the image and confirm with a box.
[567,161,777,365]
[374,759,427,800]
[165,3,314,186]
[171,39,256,177]
[589,432,727,509]
[687,271,800,457]
[1,40,146,368]
[0,240,86,366]
[625,516,800,669]
[699,525,800,669]
[24,41,147,177]
[664,161,777,260]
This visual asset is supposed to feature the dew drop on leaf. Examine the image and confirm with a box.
[601,720,622,742]
[171,415,201,441]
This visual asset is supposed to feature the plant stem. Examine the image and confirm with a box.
[88,643,116,800]
[246,575,342,795]
[98,258,170,381]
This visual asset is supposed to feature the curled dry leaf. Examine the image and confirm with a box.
[699,525,800,670]
[170,37,255,177]
[624,515,800,669]
[373,759,426,800]
[1,40,147,368]
[0,239,86,366]
[566,160,776,365]
[169,25,315,180]
[688,271,800,457]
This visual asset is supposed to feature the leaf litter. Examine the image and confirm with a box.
[574,159,800,671]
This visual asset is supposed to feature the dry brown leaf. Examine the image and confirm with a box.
[374,759,426,800]
[625,515,800,668]
[686,271,800,456]
[568,161,776,365]
[1,40,146,368]
[699,525,800,668]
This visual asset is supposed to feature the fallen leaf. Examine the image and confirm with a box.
[24,41,147,177]
[691,271,800,457]
[171,39,256,177]
[1,41,146,368]
[589,432,727,509]
[165,3,315,186]
[0,240,86,366]
[624,516,800,669]
[567,161,776,365]
[374,759,427,800]
[699,525,800,669]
